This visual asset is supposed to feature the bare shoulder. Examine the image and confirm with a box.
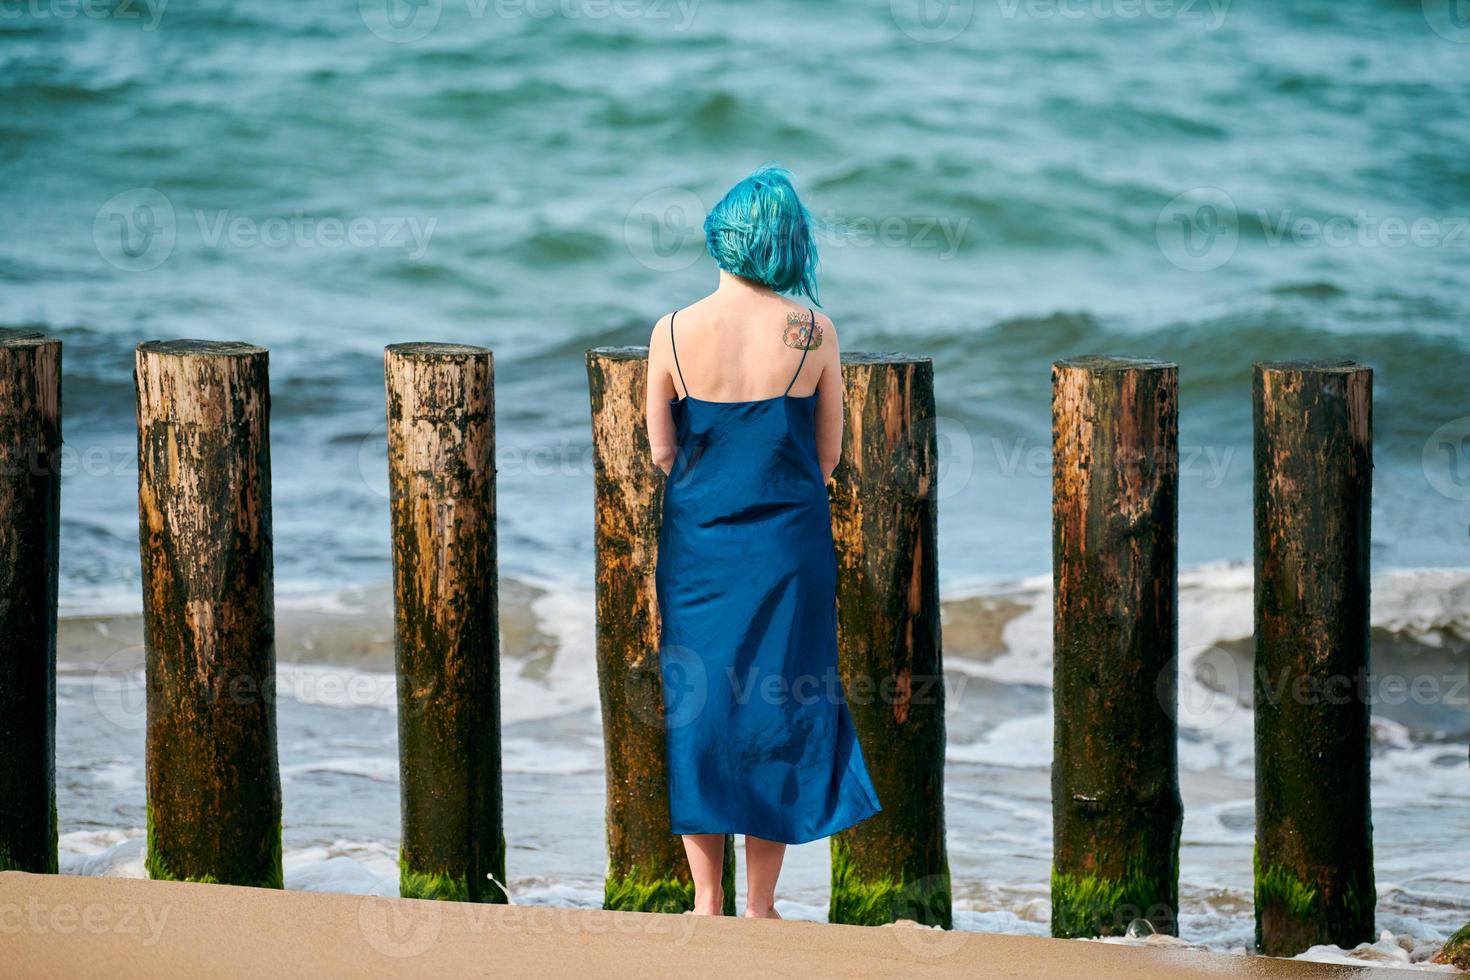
[649,312,672,344]
[780,307,836,352]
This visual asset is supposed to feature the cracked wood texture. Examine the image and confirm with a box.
[1253,360,1373,957]
[385,343,506,903]
[828,353,950,928]
[1051,356,1181,938]
[0,328,60,874]
[135,340,281,887]
[586,348,734,915]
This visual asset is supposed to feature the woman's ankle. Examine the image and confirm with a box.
[692,886,724,915]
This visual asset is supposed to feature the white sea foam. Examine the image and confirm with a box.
[281,756,399,783]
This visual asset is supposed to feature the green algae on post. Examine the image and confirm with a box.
[830,837,950,927]
[0,329,61,876]
[386,344,507,905]
[1051,852,1177,940]
[399,850,470,903]
[135,341,283,890]
[1050,357,1182,938]
[828,354,950,929]
[604,844,736,915]
[144,801,280,888]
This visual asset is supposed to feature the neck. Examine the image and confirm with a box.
[717,270,773,298]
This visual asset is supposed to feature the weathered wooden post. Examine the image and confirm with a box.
[135,340,281,887]
[586,346,735,916]
[1253,360,1374,956]
[829,353,950,929]
[0,328,61,874]
[385,343,506,903]
[1051,355,1182,939]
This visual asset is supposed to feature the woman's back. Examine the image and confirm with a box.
[664,290,826,402]
[647,277,843,481]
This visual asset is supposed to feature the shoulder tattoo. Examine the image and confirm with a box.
[782,311,823,350]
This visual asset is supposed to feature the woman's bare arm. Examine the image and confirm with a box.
[646,314,678,475]
[814,317,843,482]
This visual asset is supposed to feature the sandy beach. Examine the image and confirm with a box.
[0,872,1437,979]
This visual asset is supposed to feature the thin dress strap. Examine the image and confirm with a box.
[669,309,689,399]
[783,308,816,396]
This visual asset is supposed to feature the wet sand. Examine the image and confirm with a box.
[0,872,1427,978]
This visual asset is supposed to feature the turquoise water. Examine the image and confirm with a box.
[2,0,1468,605]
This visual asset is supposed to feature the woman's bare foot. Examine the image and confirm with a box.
[743,904,781,919]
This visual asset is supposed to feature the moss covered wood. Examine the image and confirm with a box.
[586,347,735,916]
[385,343,506,904]
[1253,360,1374,957]
[1051,356,1182,939]
[0,328,61,874]
[828,353,950,929]
[1432,920,1470,970]
[134,340,281,888]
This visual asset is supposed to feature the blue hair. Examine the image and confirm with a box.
[703,166,820,305]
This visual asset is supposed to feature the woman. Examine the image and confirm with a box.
[644,166,883,919]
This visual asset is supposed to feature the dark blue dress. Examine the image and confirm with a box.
[654,309,883,845]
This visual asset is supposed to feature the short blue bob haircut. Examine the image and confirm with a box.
[703,166,820,305]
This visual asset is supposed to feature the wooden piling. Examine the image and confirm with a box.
[828,353,950,929]
[135,340,281,888]
[1051,355,1182,938]
[385,343,506,904]
[586,347,735,916]
[1253,360,1373,956]
[0,328,61,874]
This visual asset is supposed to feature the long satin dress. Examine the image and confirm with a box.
[654,309,883,845]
